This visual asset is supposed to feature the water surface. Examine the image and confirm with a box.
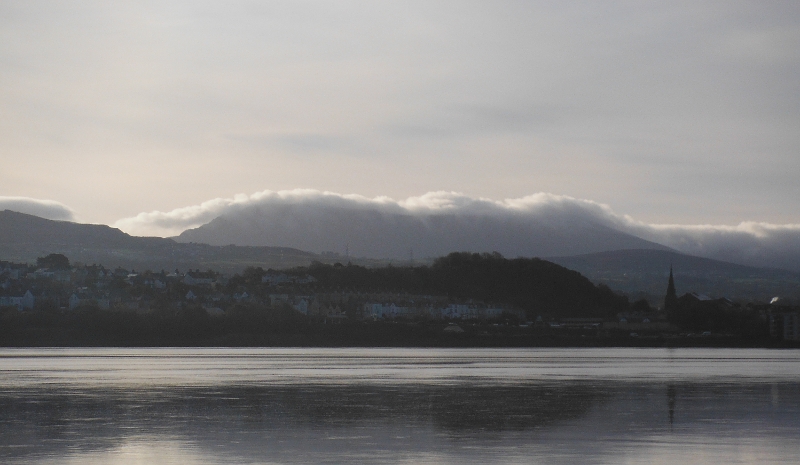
[1,348,799,464]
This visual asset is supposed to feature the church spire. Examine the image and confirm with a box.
[664,265,678,311]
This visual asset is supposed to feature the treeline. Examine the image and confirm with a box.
[295,252,630,318]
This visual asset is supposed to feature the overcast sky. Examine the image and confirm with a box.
[1,1,799,230]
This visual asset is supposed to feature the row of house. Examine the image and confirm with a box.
[0,290,35,311]
[6,262,520,321]
[1,263,220,313]
[362,302,525,321]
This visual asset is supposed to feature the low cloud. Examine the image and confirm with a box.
[114,189,800,271]
[113,190,407,238]
[0,196,76,221]
[620,221,800,271]
[113,190,616,237]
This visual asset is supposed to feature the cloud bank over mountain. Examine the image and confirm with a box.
[114,190,800,271]
[618,221,800,271]
[115,190,620,237]
[0,197,76,221]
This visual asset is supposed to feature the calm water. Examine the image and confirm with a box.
[1,348,799,464]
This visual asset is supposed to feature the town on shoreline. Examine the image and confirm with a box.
[1,253,798,347]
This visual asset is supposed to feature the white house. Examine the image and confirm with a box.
[0,290,35,311]
[363,303,412,320]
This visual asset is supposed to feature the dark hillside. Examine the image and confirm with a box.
[176,202,671,258]
[301,252,629,318]
[0,209,152,247]
[0,210,322,272]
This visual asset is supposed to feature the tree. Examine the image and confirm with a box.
[36,253,70,270]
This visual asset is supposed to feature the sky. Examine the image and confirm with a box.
[1,1,799,232]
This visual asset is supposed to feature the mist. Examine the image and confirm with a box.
[0,197,75,221]
[114,190,800,271]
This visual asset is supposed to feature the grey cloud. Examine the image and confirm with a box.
[2,2,799,225]
[0,197,76,221]
[624,222,800,272]
[113,190,407,237]
[115,190,800,271]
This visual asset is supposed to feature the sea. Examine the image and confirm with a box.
[1,348,799,464]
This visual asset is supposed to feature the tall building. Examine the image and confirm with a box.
[664,266,678,311]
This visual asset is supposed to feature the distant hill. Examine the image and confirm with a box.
[0,210,325,272]
[548,249,800,304]
[301,252,630,318]
[176,202,671,258]
[4,210,799,303]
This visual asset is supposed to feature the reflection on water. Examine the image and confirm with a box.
[1,348,799,464]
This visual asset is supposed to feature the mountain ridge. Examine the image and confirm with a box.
[3,210,798,302]
[0,210,321,272]
[176,203,672,258]
[547,249,800,303]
